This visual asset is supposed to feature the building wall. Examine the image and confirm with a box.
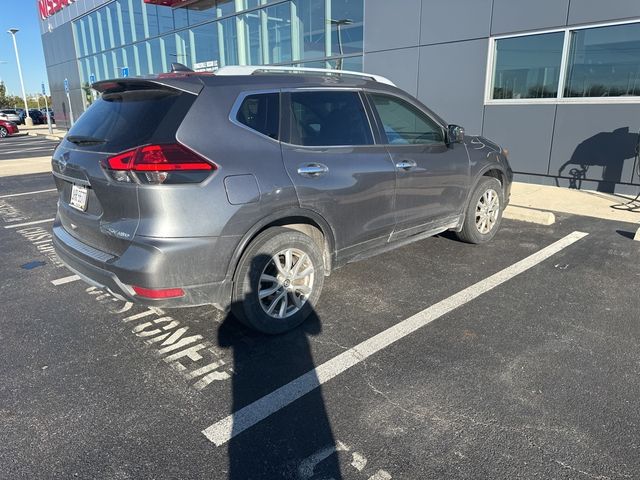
[363,0,640,195]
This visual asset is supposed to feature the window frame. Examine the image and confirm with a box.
[281,87,377,148]
[364,91,447,147]
[229,89,282,143]
[485,18,640,105]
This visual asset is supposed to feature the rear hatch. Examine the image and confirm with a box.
[52,78,202,256]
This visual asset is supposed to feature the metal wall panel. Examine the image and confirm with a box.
[568,0,640,25]
[483,105,557,175]
[363,0,421,52]
[363,47,420,97]
[549,104,640,192]
[491,0,570,34]
[417,39,488,135]
[420,0,492,45]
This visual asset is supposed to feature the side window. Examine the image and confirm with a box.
[289,91,373,146]
[236,93,280,140]
[369,93,444,145]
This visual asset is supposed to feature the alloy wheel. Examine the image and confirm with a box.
[475,188,500,234]
[258,248,315,319]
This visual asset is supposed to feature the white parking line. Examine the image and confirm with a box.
[4,218,55,229]
[0,188,56,199]
[51,274,80,285]
[201,230,589,446]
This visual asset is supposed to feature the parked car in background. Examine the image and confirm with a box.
[28,109,46,124]
[41,108,55,124]
[0,109,21,124]
[52,66,512,334]
[0,119,19,137]
[16,108,26,124]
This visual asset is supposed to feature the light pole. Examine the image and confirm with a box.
[7,29,33,126]
[330,19,353,70]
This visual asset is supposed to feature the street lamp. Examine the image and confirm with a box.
[330,19,353,70]
[7,28,32,127]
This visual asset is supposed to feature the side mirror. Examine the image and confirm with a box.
[448,124,464,144]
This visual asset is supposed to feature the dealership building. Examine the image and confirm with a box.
[39,0,640,194]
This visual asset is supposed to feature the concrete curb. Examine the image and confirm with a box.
[634,227,640,241]
[27,131,65,141]
[503,205,556,226]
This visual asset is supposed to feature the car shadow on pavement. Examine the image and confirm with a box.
[217,255,342,480]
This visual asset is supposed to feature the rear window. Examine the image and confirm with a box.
[236,93,279,140]
[288,91,373,147]
[66,87,195,152]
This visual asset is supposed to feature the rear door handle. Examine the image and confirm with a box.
[395,160,417,170]
[297,163,329,177]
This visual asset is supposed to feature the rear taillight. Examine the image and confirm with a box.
[101,143,215,184]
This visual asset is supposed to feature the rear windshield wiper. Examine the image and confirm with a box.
[66,135,106,146]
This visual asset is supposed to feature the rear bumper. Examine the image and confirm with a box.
[52,222,234,308]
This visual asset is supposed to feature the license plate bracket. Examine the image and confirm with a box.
[69,184,88,211]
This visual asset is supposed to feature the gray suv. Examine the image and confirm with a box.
[52,66,512,334]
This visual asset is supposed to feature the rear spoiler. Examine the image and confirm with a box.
[92,76,205,95]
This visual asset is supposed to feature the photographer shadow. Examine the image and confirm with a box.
[217,254,342,480]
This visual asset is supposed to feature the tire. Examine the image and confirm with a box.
[456,177,504,244]
[231,227,325,334]
[0,127,7,138]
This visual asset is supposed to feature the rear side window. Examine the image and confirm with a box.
[236,93,280,139]
[66,87,195,152]
[369,93,444,145]
[289,91,373,147]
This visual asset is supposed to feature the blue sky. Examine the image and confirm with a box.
[0,2,48,96]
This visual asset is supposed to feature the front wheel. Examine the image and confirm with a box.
[456,177,504,244]
[0,126,7,138]
[232,227,325,334]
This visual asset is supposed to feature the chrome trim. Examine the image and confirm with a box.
[52,170,91,186]
[228,88,282,145]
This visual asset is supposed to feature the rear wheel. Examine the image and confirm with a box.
[456,177,504,244]
[0,126,7,138]
[232,227,325,334]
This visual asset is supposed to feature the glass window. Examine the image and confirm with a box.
[267,3,292,64]
[188,0,217,25]
[191,22,220,68]
[329,0,363,57]
[492,32,564,99]
[565,23,640,97]
[144,2,159,37]
[296,0,326,60]
[218,16,238,66]
[289,91,372,146]
[370,93,444,145]
[236,93,280,139]
[157,4,174,33]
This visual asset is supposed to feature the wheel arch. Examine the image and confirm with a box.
[226,208,336,282]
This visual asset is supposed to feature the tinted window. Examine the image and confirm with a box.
[565,23,640,97]
[370,94,444,145]
[289,91,372,146]
[66,86,195,152]
[236,93,280,139]
[492,32,564,99]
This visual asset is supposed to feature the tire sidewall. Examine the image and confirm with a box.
[0,127,7,138]
[232,228,325,334]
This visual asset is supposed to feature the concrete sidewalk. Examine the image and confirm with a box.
[509,182,640,225]
[19,124,67,141]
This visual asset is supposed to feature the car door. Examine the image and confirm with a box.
[281,89,396,257]
[367,92,470,240]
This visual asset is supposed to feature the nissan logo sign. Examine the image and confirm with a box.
[38,0,77,20]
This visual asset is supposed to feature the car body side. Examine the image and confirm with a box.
[52,74,512,310]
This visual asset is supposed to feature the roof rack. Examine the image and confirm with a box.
[214,65,396,86]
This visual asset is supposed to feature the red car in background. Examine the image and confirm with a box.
[0,119,19,138]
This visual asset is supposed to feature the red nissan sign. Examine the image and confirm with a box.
[38,0,77,20]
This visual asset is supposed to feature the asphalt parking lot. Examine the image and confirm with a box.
[0,135,58,161]
[1,141,640,479]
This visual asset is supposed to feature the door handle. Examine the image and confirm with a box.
[297,163,329,177]
[395,160,417,170]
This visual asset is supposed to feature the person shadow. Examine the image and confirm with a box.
[557,127,639,193]
[217,253,343,480]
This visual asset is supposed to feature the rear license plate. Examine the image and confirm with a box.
[69,184,88,211]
